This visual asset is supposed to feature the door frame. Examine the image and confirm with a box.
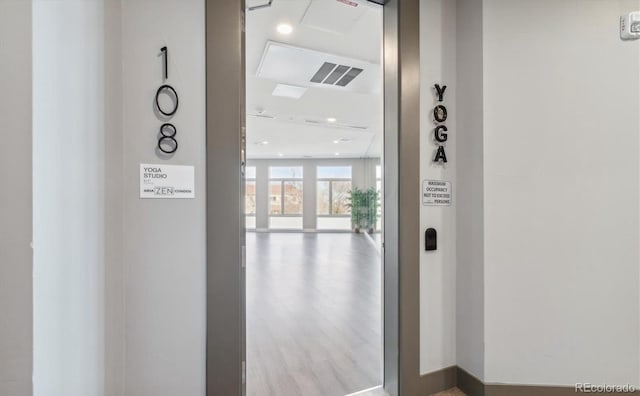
[204,1,420,395]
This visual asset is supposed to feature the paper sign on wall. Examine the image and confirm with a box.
[140,164,195,199]
[422,180,452,206]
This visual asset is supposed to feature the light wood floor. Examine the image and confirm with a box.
[342,385,467,396]
[246,232,382,396]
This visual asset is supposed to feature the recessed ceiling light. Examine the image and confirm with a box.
[335,152,340,156]
[327,117,337,123]
[255,141,269,145]
[333,140,340,144]
[333,138,352,144]
[277,23,293,35]
[277,153,284,157]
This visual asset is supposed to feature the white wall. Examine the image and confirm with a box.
[121,0,206,394]
[104,0,125,394]
[32,1,207,394]
[419,0,457,375]
[483,0,640,386]
[33,1,106,395]
[423,0,640,386]
[455,0,485,380]
[0,1,32,395]
[25,1,640,393]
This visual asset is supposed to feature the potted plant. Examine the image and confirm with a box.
[348,187,380,234]
[364,187,380,234]
[348,187,365,233]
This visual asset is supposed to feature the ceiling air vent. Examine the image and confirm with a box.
[256,41,381,94]
[310,62,364,87]
[310,62,336,83]
[336,67,363,87]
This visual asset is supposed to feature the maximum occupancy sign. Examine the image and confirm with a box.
[155,46,179,155]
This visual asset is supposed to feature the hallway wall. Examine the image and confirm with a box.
[16,1,640,394]
[0,1,32,395]
[33,1,106,395]
[454,0,485,381]
[114,0,640,392]
[419,0,640,388]
[419,0,458,375]
[104,0,125,394]
[482,0,640,386]
[120,0,207,395]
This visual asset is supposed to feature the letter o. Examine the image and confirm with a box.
[155,84,179,117]
[433,105,448,123]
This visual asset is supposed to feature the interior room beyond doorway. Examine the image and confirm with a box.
[245,0,384,395]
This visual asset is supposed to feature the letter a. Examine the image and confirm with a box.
[434,146,448,163]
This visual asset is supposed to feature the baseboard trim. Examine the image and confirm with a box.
[419,366,457,395]
[455,366,639,396]
[485,384,639,396]
[456,367,485,396]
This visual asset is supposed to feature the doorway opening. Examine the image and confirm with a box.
[244,1,384,395]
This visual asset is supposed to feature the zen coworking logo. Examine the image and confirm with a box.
[140,164,195,199]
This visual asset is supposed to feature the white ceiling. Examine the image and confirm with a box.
[246,0,383,159]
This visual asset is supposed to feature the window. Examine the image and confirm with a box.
[317,181,330,215]
[269,181,282,215]
[317,166,352,230]
[331,181,351,215]
[245,166,256,229]
[246,181,257,214]
[283,181,303,214]
[317,166,352,179]
[269,167,303,229]
[270,166,302,179]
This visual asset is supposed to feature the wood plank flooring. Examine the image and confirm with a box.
[246,232,382,396]
[432,388,467,396]
[345,386,388,396]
